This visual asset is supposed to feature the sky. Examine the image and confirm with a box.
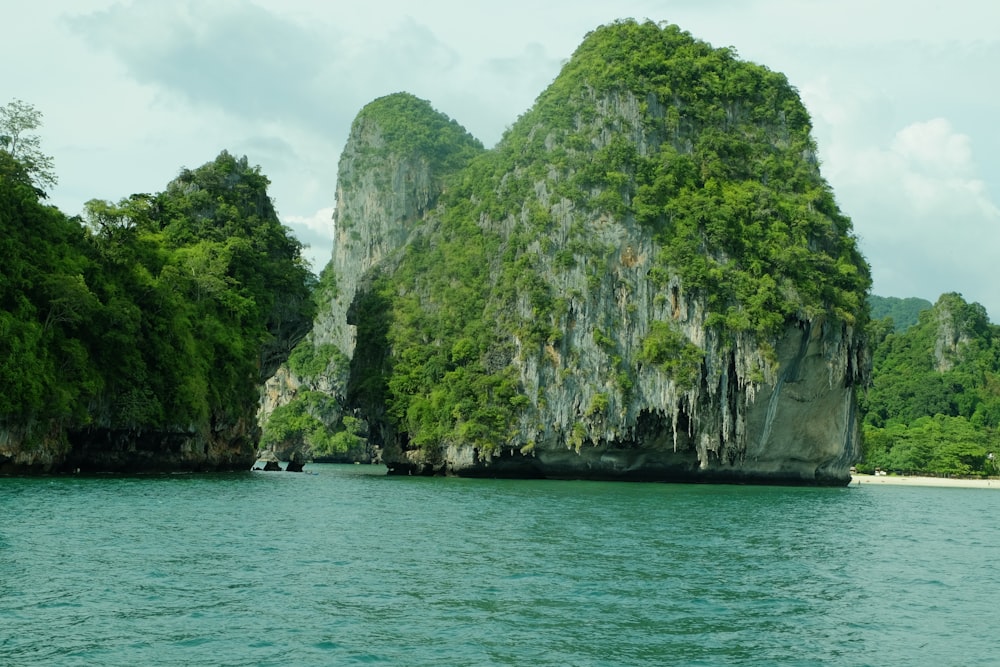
[4,0,998,321]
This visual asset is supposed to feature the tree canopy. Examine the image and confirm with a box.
[868,295,932,332]
[1,136,314,450]
[0,99,56,192]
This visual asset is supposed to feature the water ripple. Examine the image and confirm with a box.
[2,469,998,665]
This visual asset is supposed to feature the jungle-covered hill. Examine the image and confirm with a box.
[868,295,933,332]
[1,140,314,473]
[860,293,1000,476]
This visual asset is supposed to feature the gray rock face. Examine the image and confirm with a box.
[0,424,69,474]
[317,114,439,359]
[386,296,864,486]
[932,301,972,373]
[256,94,470,463]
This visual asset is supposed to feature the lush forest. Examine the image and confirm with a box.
[0,99,313,461]
[868,295,932,332]
[860,293,1000,476]
[5,33,999,480]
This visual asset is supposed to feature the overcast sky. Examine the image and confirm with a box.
[5,0,998,321]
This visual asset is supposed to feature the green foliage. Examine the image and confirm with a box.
[639,321,705,389]
[862,415,994,477]
[512,20,870,336]
[351,92,484,177]
[288,341,348,381]
[0,150,99,420]
[314,260,339,304]
[585,393,610,417]
[260,391,364,456]
[868,295,933,332]
[860,293,1000,476]
[0,147,314,444]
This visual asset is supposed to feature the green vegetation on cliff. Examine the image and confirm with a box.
[337,92,485,204]
[860,293,1000,476]
[260,94,487,459]
[495,20,869,332]
[1,115,313,454]
[1,150,97,423]
[351,92,484,173]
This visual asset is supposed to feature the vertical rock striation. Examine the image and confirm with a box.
[258,94,484,462]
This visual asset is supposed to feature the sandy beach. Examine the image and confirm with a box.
[852,474,1000,489]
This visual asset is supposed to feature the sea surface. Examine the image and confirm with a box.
[2,464,998,666]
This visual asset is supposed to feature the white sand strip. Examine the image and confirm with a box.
[852,474,1000,489]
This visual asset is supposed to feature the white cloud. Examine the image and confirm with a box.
[892,119,974,176]
[284,207,336,272]
[285,206,335,239]
[829,118,1000,317]
[848,119,997,225]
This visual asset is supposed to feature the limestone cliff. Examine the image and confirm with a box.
[302,20,872,485]
[259,93,483,462]
[318,94,481,356]
[932,294,978,373]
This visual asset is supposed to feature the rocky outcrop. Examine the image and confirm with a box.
[1,418,257,475]
[258,365,303,437]
[63,419,258,474]
[0,423,70,475]
[285,449,306,472]
[255,451,283,471]
[932,294,978,373]
[386,276,865,485]
[314,93,484,359]
[304,21,873,486]
[256,94,484,462]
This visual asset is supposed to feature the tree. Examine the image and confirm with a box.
[0,99,57,192]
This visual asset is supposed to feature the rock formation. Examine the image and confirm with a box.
[278,20,873,485]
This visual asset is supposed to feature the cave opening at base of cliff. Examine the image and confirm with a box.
[631,407,690,450]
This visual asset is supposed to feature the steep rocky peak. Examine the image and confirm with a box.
[315,93,483,358]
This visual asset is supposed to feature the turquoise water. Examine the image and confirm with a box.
[2,465,998,666]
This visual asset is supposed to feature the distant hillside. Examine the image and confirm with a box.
[868,295,933,332]
[860,292,1000,476]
